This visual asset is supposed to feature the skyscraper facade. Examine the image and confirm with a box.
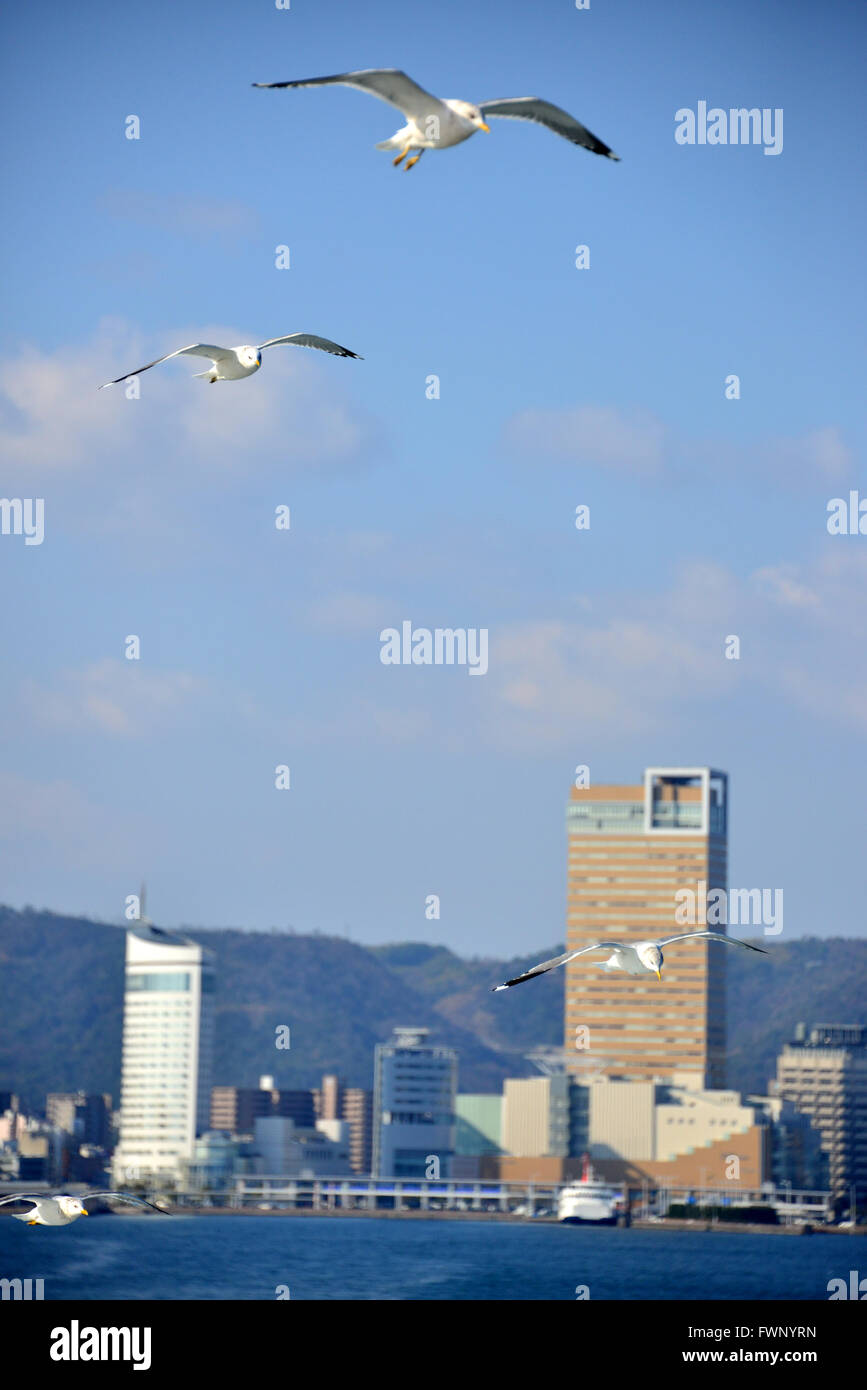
[372,1028,457,1178]
[112,925,215,1185]
[565,768,729,1088]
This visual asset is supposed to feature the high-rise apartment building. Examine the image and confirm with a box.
[46,1092,112,1149]
[775,1023,867,1214]
[565,768,729,1088]
[342,1087,374,1175]
[372,1028,457,1178]
[210,1084,274,1134]
[274,1090,316,1127]
[112,925,215,1185]
[314,1076,373,1173]
[317,1074,343,1121]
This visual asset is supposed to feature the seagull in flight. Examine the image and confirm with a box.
[0,1191,169,1226]
[99,333,362,389]
[492,931,767,991]
[253,68,619,171]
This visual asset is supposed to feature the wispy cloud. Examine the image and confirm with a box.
[0,772,136,866]
[503,403,854,486]
[25,659,204,737]
[482,552,867,747]
[0,319,383,491]
[504,404,667,476]
[100,189,259,242]
[304,592,395,634]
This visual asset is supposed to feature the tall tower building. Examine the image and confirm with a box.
[112,924,215,1185]
[565,768,729,1088]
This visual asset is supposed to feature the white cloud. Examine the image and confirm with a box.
[489,568,736,747]
[753,564,820,610]
[764,426,853,481]
[25,659,203,737]
[0,772,135,865]
[305,592,394,633]
[482,553,867,747]
[0,319,382,487]
[504,404,667,475]
[100,189,259,242]
[503,404,854,487]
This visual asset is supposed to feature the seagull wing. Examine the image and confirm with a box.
[98,343,234,389]
[253,68,449,123]
[84,1191,170,1213]
[0,1193,43,1208]
[257,333,362,359]
[492,941,625,990]
[655,930,768,954]
[479,97,619,160]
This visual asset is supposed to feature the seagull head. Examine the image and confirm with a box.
[638,944,663,980]
[58,1196,88,1218]
[451,100,490,133]
[239,346,261,369]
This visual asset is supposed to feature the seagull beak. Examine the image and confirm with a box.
[80,1208,88,1216]
[479,122,491,133]
[655,969,662,981]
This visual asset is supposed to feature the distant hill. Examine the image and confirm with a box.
[1,906,865,1111]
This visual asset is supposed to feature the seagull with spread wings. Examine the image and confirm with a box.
[0,1191,169,1226]
[492,931,767,991]
[99,333,362,389]
[253,68,619,170]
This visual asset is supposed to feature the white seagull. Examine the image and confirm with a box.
[0,1192,169,1226]
[99,333,362,389]
[253,68,619,170]
[492,931,767,991]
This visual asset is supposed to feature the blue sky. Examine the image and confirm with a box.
[1,0,865,952]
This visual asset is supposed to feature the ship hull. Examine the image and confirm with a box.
[557,1187,622,1225]
[560,1215,619,1226]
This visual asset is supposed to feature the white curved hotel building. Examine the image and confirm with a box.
[112,925,215,1186]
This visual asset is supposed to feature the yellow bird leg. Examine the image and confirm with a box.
[405,154,421,170]
[392,145,411,167]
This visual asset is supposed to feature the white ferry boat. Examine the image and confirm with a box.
[557,1155,624,1225]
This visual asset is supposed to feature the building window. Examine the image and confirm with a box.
[127,972,191,993]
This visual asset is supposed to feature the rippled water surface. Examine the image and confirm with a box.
[1,1214,859,1300]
